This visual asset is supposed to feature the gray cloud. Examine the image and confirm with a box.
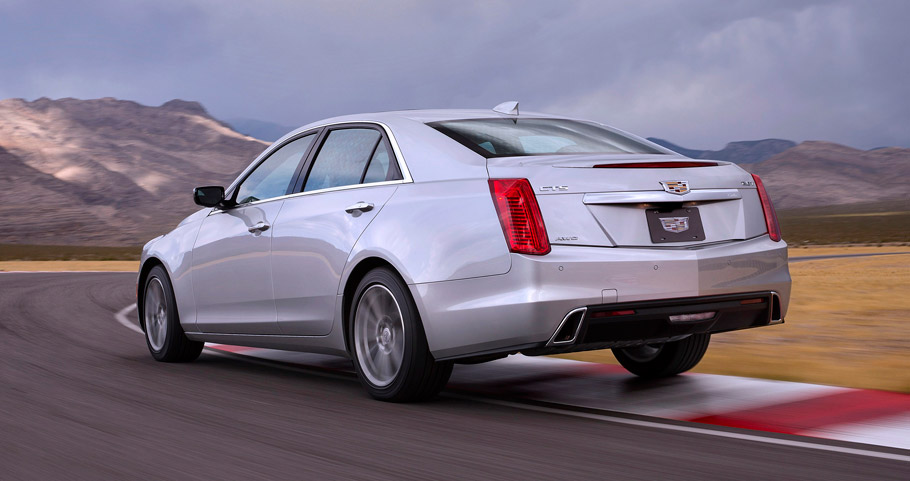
[1,0,907,149]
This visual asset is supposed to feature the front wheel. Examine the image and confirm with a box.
[142,265,203,362]
[350,268,453,402]
[612,334,710,378]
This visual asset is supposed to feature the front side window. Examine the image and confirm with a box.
[428,118,664,158]
[304,128,390,192]
[235,134,315,204]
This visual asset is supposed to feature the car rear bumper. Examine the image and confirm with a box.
[522,291,783,356]
[410,235,791,361]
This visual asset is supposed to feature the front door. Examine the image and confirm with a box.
[191,132,317,334]
[192,201,285,333]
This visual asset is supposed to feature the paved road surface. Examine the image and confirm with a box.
[1,272,907,480]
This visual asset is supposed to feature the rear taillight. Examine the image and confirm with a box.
[752,174,781,242]
[489,178,550,255]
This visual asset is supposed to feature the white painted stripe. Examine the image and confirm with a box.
[468,397,910,463]
[802,413,910,451]
[114,303,143,334]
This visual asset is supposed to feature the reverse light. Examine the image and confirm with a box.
[489,178,550,255]
[751,174,781,242]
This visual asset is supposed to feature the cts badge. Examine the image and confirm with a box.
[539,185,569,192]
[660,180,689,195]
[660,217,690,233]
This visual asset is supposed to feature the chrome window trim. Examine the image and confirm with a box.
[210,178,406,213]
[225,120,413,197]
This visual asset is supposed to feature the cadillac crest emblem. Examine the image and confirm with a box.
[659,217,690,233]
[660,180,689,195]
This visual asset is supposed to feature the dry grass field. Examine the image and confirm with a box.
[0,260,138,272]
[0,244,140,261]
[563,248,910,392]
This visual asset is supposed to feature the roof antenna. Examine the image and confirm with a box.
[492,101,519,116]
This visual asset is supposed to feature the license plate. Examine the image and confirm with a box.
[646,207,706,243]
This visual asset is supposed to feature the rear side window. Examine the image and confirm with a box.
[429,118,664,158]
[303,127,402,192]
[362,141,402,184]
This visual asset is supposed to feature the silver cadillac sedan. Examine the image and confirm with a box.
[139,102,790,402]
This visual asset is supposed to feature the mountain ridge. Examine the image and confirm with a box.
[647,137,797,164]
[0,97,268,245]
[1,97,907,245]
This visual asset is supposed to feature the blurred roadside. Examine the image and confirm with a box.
[4,246,908,393]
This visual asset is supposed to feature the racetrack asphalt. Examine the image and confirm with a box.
[1,272,907,480]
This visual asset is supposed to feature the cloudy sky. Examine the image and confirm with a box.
[1,0,907,149]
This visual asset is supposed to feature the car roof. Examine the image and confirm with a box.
[293,109,570,132]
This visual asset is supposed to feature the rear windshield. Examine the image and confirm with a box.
[428,118,664,158]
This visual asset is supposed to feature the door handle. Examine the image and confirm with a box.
[344,202,374,214]
[248,221,270,233]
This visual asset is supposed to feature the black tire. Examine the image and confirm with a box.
[349,267,453,402]
[612,334,710,378]
[141,265,203,362]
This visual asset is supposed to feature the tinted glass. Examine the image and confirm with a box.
[362,141,402,184]
[304,129,381,192]
[429,118,663,158]
[236,134,315,204]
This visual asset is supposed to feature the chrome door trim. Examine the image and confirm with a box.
[211,179,404,213]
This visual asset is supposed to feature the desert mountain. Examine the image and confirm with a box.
[0,97,269,245]
[745,141,910,209]
[649,136,910,208]
[648,137,796,164]
[227,118,297,142]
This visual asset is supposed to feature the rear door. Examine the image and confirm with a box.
[271,125,404,335]
[191,133,317,334]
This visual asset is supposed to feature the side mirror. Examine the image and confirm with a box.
[193,186,225,207]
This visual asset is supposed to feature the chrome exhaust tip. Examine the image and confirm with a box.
[769,292,784,325]
[548,307,587,346]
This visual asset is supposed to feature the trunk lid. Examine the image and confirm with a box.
[486,154,767,247]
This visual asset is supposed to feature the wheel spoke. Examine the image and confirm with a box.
[388,342,402,369]
[144,278,168,351]
[353,284,406,388]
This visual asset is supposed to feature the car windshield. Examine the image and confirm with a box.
[428,118,664,158]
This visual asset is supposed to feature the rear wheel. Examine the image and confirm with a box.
[142,265,203,362]
[612,334,710,378]
[350,267,453,402]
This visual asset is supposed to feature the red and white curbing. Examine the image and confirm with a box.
[207,343,910,451]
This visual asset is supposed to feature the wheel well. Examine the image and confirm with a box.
[341,257,399,354]
[137,257,165,332]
